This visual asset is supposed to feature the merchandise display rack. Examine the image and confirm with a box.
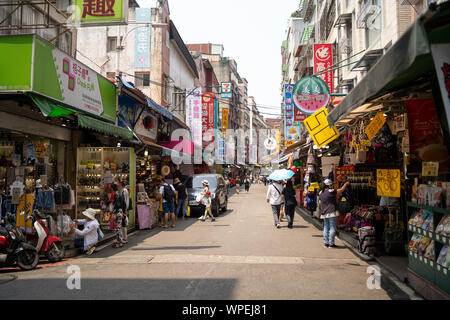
[407,202,450,295]
[76,147,135,231]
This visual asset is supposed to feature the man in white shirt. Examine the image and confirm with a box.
[266,180,283,228]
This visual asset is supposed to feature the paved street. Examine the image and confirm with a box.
[0,184,402,300]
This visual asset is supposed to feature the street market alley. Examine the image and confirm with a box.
[0,184,406,300]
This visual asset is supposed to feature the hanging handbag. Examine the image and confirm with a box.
[356,121,367,163]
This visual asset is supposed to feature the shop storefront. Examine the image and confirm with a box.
[325,3,450,299]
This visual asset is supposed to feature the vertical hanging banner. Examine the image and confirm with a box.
[134,8,151,68]
[186,88,202,146]
[202,93,215,148]
[284,84,303,146]
[314,44,333,93]
[222,108,229,131]
[431,44,450,136]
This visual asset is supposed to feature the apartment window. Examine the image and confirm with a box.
[107,37,117,52]
[135,72,150,87]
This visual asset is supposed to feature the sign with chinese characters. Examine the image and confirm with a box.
[217,131,226,164]
[72,0,128,26]
[292,76,331,116]
[422,162,439,177]
[134,8,151,68]
[0,35,116,121]
[304,107,340,149]
[335,166,355,183]
[186,88,202,146]
[365,112,386,141]
[221,82,232,98]
[202,93,215,148]
[118,94,135,129]
[431,44,450,137]
[314,44,333,93]
[284,84,303,146]
[377,169,400,198]
[222,108,229,131]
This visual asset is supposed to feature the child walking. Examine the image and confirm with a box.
[201,191,215,222]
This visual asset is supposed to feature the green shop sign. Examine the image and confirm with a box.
[72,0,128,25]
[0,35,116,122]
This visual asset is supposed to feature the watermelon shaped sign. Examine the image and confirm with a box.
[293,76,331,115]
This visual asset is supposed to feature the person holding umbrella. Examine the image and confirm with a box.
[266,178,284,228]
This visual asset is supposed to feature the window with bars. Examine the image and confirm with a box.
[135,72,150,87]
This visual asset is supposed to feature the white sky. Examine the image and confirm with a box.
[136,0,301,118]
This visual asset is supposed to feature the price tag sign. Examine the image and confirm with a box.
[377,169,401,198]
[422,162,439,177]
[304,107,340,149]
[365,112,386,141]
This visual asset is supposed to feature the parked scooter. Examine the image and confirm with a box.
[27,210,65,262]
[0,213,39,270]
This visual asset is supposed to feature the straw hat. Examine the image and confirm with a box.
[202,180,209,186]
[82,208,97,220]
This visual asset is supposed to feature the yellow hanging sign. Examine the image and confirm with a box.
[304,107,340,149]
[377,169,401,198]
[365,113,386,141]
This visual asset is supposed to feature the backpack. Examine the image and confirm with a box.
[163,184,175,202]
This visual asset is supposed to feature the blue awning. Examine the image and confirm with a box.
[146,98,173,121]
[120,77,135,89]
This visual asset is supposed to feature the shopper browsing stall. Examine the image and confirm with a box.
[72,208,100,255]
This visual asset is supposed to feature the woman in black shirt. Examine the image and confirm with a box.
[282,180,298,229]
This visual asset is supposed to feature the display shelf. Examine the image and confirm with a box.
[435,264,450,294]
[407,202,450,215]
[408,250,435,283]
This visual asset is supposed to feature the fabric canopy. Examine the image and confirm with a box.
[78,114,133,140]
[327,3,450,126]
[146,98,173,121]
[26,93,74,117]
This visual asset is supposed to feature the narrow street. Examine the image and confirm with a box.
[0,184,402,300]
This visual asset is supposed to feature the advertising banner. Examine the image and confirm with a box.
[335,166,355,182]
[292,76,331,116]
[202,93,215,148]
[284,84,303,146]
[134,8,151,68]
[221,82,232,98]
[431,44,450,137]
[72,0,128,26]
[314,44,333,93]
[0,35,116,122]
[377,169,400,198]
[217,131,226,164]
[365,112,386,141]
[118,95,135,129]
[186,88,202,146]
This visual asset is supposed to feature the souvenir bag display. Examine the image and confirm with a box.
[372,123,397,163]
[358,226,376,255]
[355,121,367,163]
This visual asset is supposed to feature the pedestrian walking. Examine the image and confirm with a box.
[197,180,210,220]
[200,190,215,222]
[266,179,283,228]
[236,179,240,194]
[244,178,250,192]
[319,179,350,248]
[174,178,188,220]
[72,208,100,255]
[159,179,177,229]
[116,180,129,244]
[282,180,298,229]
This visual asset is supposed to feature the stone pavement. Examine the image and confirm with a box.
[0,184,406,300]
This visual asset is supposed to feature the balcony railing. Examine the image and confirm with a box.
[298,0,315,22]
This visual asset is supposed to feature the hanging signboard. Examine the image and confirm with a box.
[377,169,401,198]
[335,165,355,182]
[284,84,303,146]
[304,107,340,149]
[186,88,202,146]
[118,95,135,130]
[314,44,333,93]
[431,44,450,137]
[202,93,215,148]
[221,82,232,98]
[0,35,116,122]
[72,0,128,26]
[292,76,331,116]
[134,8,151,68]
[222,108,229,131]
[135,110,158,142]
[365,112,386,141]
[422,162,439,177]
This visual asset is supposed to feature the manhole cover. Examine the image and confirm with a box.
[0,274,17,285]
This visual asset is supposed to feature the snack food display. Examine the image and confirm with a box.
[416,211,431,228]
[436,215,450,237]
[422,214,433,231]
[409,211,418,225]
[408,234,419,251]
[424,241,435,261]
[412,210,423,226]
[437,246,449,268]
[418,237,431,256]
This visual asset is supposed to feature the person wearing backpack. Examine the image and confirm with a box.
[266,179,283,228]
[159,179,177,229]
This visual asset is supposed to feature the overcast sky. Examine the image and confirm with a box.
[137,0,300,118]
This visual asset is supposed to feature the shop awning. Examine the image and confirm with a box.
[278,153,293,164]
[26,93,75,117]
[327,3,450,127]
[78,114,134,140]
[146,98,173,121]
